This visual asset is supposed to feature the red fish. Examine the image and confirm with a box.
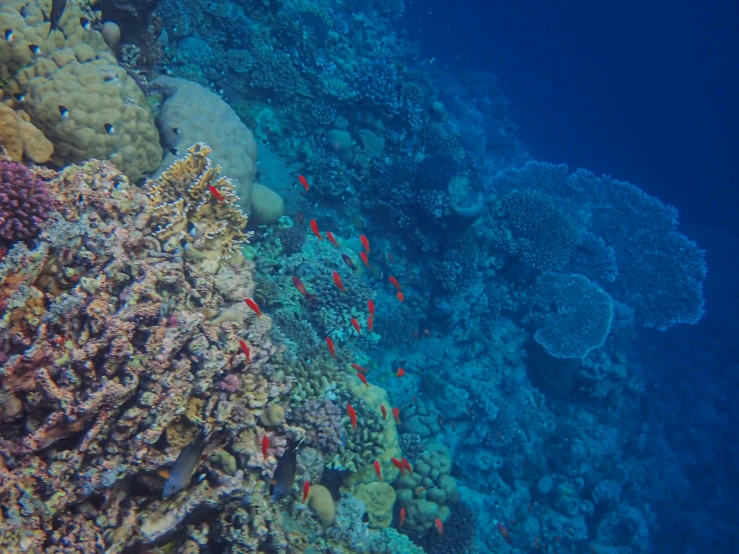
[310,219,322,240]
[380,405,387,420]
[326,231,340,248]
[326,337,336,357]
[497,522,512,544]
[244,298,262,316]
[400,506,406,526]
[395,368,405,377]
[360,234,370,252]
[347,404,357,429]
[296,211,305,225]
[391,457,405,475]
[387,252,395,264]
[332,271,345,292]
[292,276,317,302]
[357,372,368,386]
[396,291,405,302]
[298,174,309,192]
[208,185,224,201]
[388,276,401,291]
[401,458,412,473]
[392,407,400,424]
[261,435,269,458]
[341,253,357,271]
[351,363,367,373]
[239,340,251,362]
[435,517,443,535]
[374,460,382,481]
[359,251,370,268]
[367,299,375,317]
[367,316,374,332]
[350,317,361,334]
[303,481,311,502]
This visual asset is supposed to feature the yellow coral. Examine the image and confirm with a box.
[0,0,161,179]
[146,143,249,260]
[352,482,396,528]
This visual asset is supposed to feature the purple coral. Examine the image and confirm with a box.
[0,160,53,243]
[290,399,344,454]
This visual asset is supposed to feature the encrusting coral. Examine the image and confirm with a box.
[0,147,299,551]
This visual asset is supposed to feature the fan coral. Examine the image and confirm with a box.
[499,189,578,272]
[0,158,53,243]
[530,272,614,358]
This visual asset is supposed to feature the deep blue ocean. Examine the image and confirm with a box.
[0,0,736,551]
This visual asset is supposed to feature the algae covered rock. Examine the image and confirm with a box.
[0,0,161,180]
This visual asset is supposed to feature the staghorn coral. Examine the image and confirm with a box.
[0,153,293,551]
[0,0,162,181]
[146,142,249,260]
[0,158,54,243]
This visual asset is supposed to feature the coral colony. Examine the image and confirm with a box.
[0,0,706,553]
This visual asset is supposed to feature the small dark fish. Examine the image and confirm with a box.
[14,93,24,102]
[5,29,13,42]
[162,428,210,499]
[271,442,299,501]
[341,253,357,271]
[172,127,181,135]
[48,0,68,37]
[28,44,40,55]
[104,123,115,134]
[58,105,68,118]
[79,17,91,31]
[169,147,179,156]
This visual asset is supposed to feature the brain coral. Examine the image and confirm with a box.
[0,0,162,181]
[531,272,614,358]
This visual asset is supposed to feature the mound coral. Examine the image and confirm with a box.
[530,272,614,358]
[0,150,295,551]
[0,101,53,163]
[0,158,54,243]
[1,0,162,180]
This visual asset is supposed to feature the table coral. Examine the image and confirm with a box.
[0,150,294,551]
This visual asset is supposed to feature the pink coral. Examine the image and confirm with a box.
[0,159,54,243]
[220,374,241,392]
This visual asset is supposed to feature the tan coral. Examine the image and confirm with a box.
[146,143,249,260]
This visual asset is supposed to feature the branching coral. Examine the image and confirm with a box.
[0,158,54,243]
[289,398,344,454]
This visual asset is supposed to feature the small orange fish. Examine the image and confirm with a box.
[391,457,405,474]
[360,234,370,252]
[296,211,305,225]
[367,316,375,332]
[310,219,322,239]
[357,372,368,386]
[261,435,269,458]
[399,506,406,526]
[239,340,251,362]
[298,174,309,192]
[347,404,357,429]
[395,368,405,377]
[388,276,401,291]
[423,329,431,337]
[244,298,262,316]
[341,253,357,271]
[326,337,336,357]
[374,460,382,481]
[392,407,400,424]
[359,251,370,268]
[332,271,345,292]
[386,252,395,264]
[326,231,340,248]
[350,317,361,334]
[380,405,387,419]
[208,185,224,201]
[434,517,443,535]
[351,363,367,373]
[396,291,405,302]
[497,522,512,544]
[401,458,412,473]
[303,481,311,502]
[292,276,317,302]
[367,299,375,317]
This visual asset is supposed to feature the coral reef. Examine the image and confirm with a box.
[0,99,53,163]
